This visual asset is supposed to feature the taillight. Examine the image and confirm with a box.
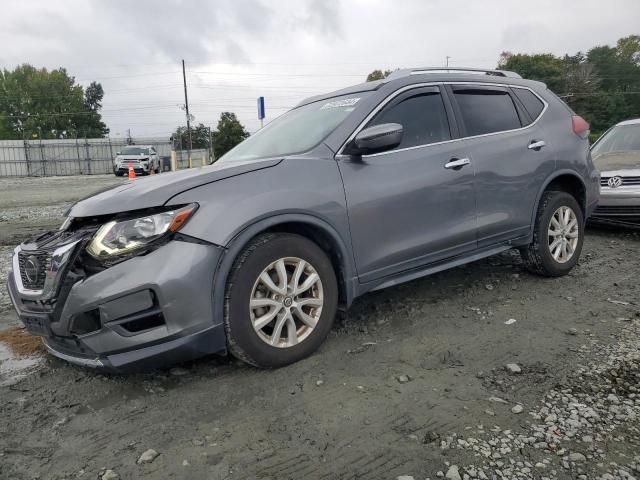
[572,115,590,139]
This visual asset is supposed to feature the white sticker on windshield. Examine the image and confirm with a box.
[320,98,361,110]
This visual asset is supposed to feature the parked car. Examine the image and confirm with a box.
[590,118,640,226]
[7,67,599,372]
[113,145,160,176]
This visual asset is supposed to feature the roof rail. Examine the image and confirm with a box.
[385,67,521,81]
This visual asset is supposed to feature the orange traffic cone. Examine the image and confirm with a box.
[128,162,136,180]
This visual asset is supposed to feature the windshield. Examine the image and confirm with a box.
[592,123,640,170]
[120,147,150,155]
[219,93,370,162]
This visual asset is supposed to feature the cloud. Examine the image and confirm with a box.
[93,0,275,64]
[301,0,343,38]
[1,0,639,136]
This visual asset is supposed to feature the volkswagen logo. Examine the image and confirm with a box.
[24,256,40,284]
[607,176,623,188]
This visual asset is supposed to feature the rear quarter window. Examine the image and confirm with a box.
[453,89,522,137]
[512,88,545,123]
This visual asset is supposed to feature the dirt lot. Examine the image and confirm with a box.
[0,175,639,480]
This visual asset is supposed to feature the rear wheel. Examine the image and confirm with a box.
[224,233,338,368]
[520,191,584,276]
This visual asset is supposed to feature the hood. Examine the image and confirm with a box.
[593,151,640,173]
[69,158,282,217]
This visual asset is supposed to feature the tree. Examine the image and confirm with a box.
[212,112,249,158]
[0,64,108,139]
[498,52,565,92]
[81,81,108,137]
[497,36,640,134]
[366,69,392,82]
[171,123,211,150]
[84,81,104,111]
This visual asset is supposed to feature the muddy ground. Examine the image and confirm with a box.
[0,175,638,480]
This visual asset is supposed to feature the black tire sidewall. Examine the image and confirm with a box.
[225,234,338,368]
[535,192,584,276]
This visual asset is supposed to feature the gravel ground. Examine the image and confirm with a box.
[434,316,640,480]
[0,175,124,329]
[0,246,14,318]
[0,175,639,480]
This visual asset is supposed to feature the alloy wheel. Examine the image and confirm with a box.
[249,257,324,348]
[548,206,579,264]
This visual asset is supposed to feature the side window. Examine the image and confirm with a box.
[512,88,545,124]
[368,91,451,149]
[452,88,522,136]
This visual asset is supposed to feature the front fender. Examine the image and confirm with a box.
[167,157,358,324]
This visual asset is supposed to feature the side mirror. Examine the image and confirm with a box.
[345,123,403,156]
[116,151,121,155]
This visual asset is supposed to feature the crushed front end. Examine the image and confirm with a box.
[6,210,227,372]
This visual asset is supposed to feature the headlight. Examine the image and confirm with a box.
[86,204,197,259]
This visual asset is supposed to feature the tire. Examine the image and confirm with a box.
[114,171,123,177]
[224,233,338,368]
[520,191,584,277]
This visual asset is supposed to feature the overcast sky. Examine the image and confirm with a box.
[2,0,639,138]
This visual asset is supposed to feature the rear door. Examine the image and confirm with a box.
[446,84,554,247]
[339,85,478,283]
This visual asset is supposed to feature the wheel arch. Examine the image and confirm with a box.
[211,214,358,333]
[531,170,587,227]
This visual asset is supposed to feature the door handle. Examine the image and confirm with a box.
[528,140,546,150]
[444,158,471,170]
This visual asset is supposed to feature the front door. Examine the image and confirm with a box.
[338,85,478,283]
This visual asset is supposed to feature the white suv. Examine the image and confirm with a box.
[113,145,160,176]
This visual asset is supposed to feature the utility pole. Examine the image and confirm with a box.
[208,126,215,163]
[446,56,451,68]
[182,59,192,160]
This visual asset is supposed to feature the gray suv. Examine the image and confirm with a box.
[7,67,600,371]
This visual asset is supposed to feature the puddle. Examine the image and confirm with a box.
[0,328,44,387]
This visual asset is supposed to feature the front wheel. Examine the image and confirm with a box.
[224,233,338,368]
[520,191,584,277]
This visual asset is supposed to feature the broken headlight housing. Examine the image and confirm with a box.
[86,204,197,259]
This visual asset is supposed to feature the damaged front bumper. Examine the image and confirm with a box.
[7,229,227,372]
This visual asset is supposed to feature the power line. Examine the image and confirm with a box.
[559,91,640,97]
[0,83,334,100]
[54,57,500,69]
[190,71,368,78]
[0,84,185,100]
[5,89,640,119]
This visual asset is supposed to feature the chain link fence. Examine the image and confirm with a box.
[0,137,174,177]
